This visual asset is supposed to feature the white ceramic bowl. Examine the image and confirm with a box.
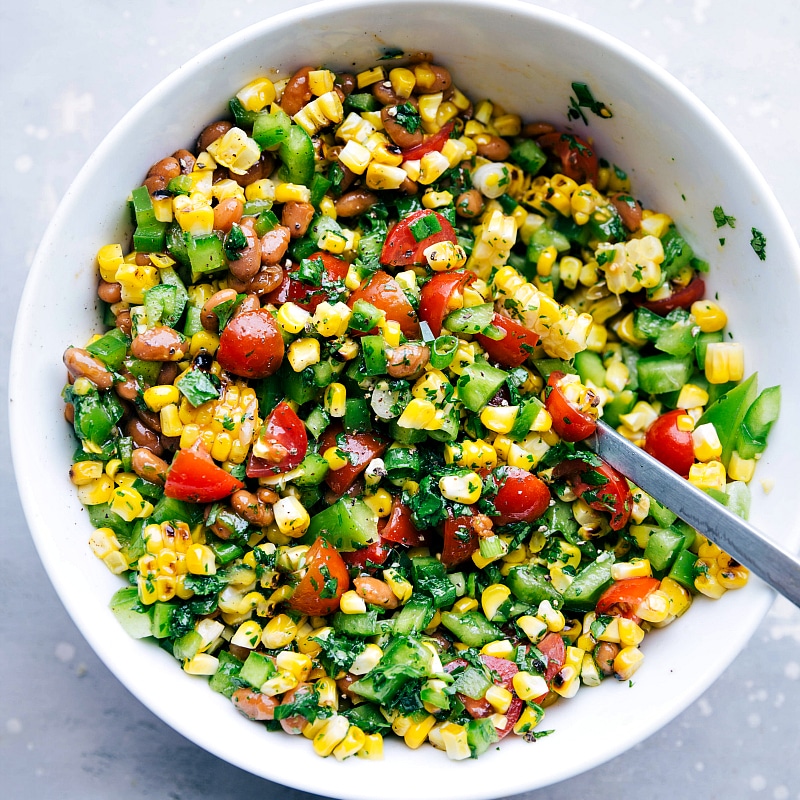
[10,0,800,797]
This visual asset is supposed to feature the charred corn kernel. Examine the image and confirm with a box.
[276,301,311,334]
[397,398,438,429]
[512,670,549,701]
[705,342,745,383]
[604,359,630,392]
[350,643,383,676]
[272,496,310,537]
[636,589,671,624]
[206,127,261,175]
[97,243,124,282]
[485,685,513,714]
[418,150,451,185]
[516,614,548,644]
[323,446,349,471]
[439,472,482,504]
[88,527,121,560]
[728,450,756,482]
[189,330,219,356]
[481,584,511,621]
[275,651,313,683]
[338,140,372,174]
[717,563,749,589]
[70,460,104,485]
[660,576,693,617]
[403,714,436,750]
[537,600,565,633]
[552,664,580,699]
[211,178,246,205]
[287,337,321,372]
[159,404,183,438]
[237,76,276,111]
[185,543,216,576]
[231,620,263,649]
[691,300,727,332]
[689,460,727,491]
[695,571,726,598]
[261,614,297,649]
[614,646,644,680]
[365,161,407,191]
[340,590,367,615]
[611,558,652,581]
[677,383,709,410]
[480,639,514,659]
[172,195,214,237]
[364,488,393,517]
[324,383,346,417]
[620,401,660,433]
[114,261,160,304]
[480,404,519,434]
[692,422,723,461]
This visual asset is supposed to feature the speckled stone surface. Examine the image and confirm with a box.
[2,1,799,798]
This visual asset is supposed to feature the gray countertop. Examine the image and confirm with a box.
[2,1,799,797]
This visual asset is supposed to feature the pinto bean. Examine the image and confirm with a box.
[260,226,291,266]
[523,121,556,138]
[213,197,244,232]
[130,326,188,361]
[476,135,511,161]
[197,120,232,153]
[278,683,313,735]
[336,672,360,702]
[114,372,140,401]
[609,192,643,231]
[131,448,169,485]
[126,418,163,455]
[230,151,274,187]
[64,403,75,424]
[157,361,180,386]
[353,576,398,610]
[381,106,424,150]
[372,80,404,106]
[232,687,278,721]
[336,72,356,96]
[456,189,484,218]
[143,174,167,197]
[280,66,313,116]
[147,157,181,182]
[386,343,430,379]
[115,310,132,336]
[233,293,261,317]
[227,218,261,281]
[231,489,275,527]
[228,264,284,296]
[63,347,113,390]
[135,252,152,267]
[334,189,379,217]
[201,289,239,332]
[281,201,315,238]
[415,63,452,95]
[595,642,620,676]
[97,279,121,303]
[172,149,196,174]
[136,406,162,434]
[398,176,419,196]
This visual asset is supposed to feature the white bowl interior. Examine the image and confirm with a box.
[10,1,800,798]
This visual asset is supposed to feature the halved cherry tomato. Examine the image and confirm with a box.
[341,539,393,571]
[636,276,706,316]
[475,313,540,368]
[645,408,695,478]
[536,632,567,682]
[491,467,551,525]
[379,497,422,547]
[216,308,284,379]
[317,425,388,496]
[288,536,350,615]
[246,401,308,478]
[596,577,661,622]
[418,270,474,336]
[164,448,244,503]
[545,371,598,442]
[379,210,458,269]
[555,457,632,531]
[537,131,598,186]
[265,251,349,313]
[440,513,480,568]
[400,121,455,161]
[346,269,420,339]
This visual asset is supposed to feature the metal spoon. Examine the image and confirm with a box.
[586,420,800,608]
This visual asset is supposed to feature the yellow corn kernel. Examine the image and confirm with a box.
[287,337,321,372]
[479,404,519,434]
[421,190,454,210]
[275,651,313,683]
[182,653,219,676]
[615,312,648,347]
[617,618,646,648]
[692,422,723,462]
[384,568,413,604]
[364,161,407,191]
[206,127,260,175]
[114,262,160,305]
[88,527,121,560]
[485,685,513,714]
[516,614,548,644]
[639,211,672,237]
[619,401,660,433]
[323,446,349,471]
[481,584,511,621]
[340,590,367,615]
[97,243,124,282]
[350,643,384,675]
[613,647,644,681]
[695,571,726,599]
[728,450,756,483]
[423,240,467,271]
[338,140,372,174]
[659,576,693,617]
[396,398,438,430]
[189,330,219,357]
[185,543,216,576]
[273,496,310,537]
[355,732,384,760]
[480,639,514,659]
[418,150,451,185]
[70,460,104,486]
[324,383,346,417]
[403,714,436,750]
[512,670,549,702]
[705,342,745,384]
[604,360,629,393]
[441,137,469,168]
[537,600,565,633]
[276,301,311,335]
[261,614,298,649]
[356,66,385,88]
[438,472,482,504]
[717,563,749,590]
[236,77,276,112]
[688,460,727,491]
[636,589,671,624]
[107,485,145,522]
[158,403,182,438]
[451,597,479,615]
[691,300,727,332]
[330,724,366,762]
[513,703,546,736]
[231,619,263,649]
[142,384,179,413]
[363,488,393,517]
[611,558,652,581]
[378,318,402,348]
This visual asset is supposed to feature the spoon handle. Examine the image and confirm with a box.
[586,420,800,608]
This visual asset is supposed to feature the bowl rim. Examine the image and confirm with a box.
[10,0,797,796]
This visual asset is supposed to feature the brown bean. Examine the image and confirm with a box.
[336,673,360,702]
[172,149,196,174]
[126,418,163,455]
[114,372,139,401]
[136,406,162,434]
[372,80,404,106]
[398,176,419,196]
[232,687,278,722]
[97,279,122,304]
[523,121,556,138]
[230,152,274,187]
[227,218,261,280]
[281,202,314,239]
[157,361,179,386]
[233,293,261,317]
[130,326,188,361]
[381,106,424,149]
[131,448,169,485]
[257,487,280,505]
[456,189,484,219]
[231,489,275,527]
[228,264,284,296]
[63,347,113,390]
[353,576,398,610]
[476,135,511,162]
[115,310,132,336]
[386,343,430,379]
[280,66,313,116]
[595,642,620,676]
[260,226,292,266]
[334,189,379,218]
[64,403,75,424]
[213,197,244,232]
[278,683,312,735]
[143,174,167,197]
[201,288,239,332]
[135,252,152,267]
[197,120,232,153]
[609,192,643,232]
[147,157,181,182]
[160,434,180,453]
[336,72,356,96]
[415,63,452,95]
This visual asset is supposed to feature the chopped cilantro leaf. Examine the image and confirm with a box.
[223,223,248,260]
[394,102,421,134]
[712,205,736,229]
[750,227,767,261]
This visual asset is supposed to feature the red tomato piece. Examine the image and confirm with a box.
[246,401,308,478]
[545,371,598,442]
[288,537,350,616]
[554,457,632,531]
[596,577,661,622]
[346,269,420,339]
[341,539,393,571]
[265,251,349,313]
[317,425,388,497]
[636,277,706,316]
[491,467,551,525]
[379,210,458,270]
[418,270,474,337]
[164,448,244,503]
[400,121,455,161]
[379,497,422,547]
[216,308,284,379]
[644,408,695,477]
[475,313,539,368]
[537,131,599,185]
[441,513,479,568]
